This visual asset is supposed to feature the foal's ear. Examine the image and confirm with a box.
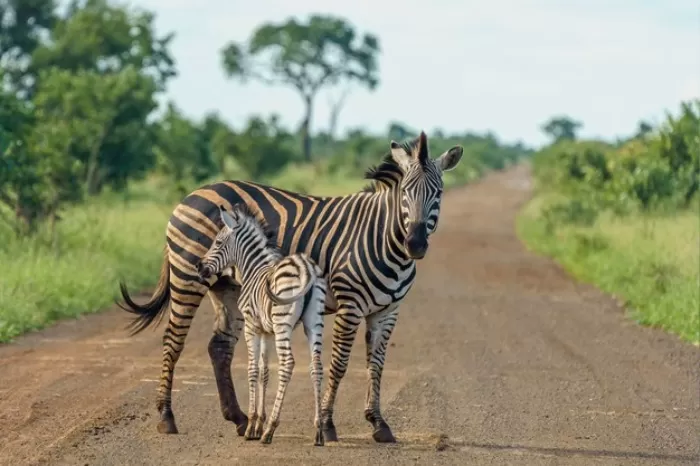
[219,205,237,230]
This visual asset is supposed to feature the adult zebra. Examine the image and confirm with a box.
[118,131,463,443]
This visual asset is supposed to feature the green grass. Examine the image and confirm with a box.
[517,195,700,345]
[0,196,173,342]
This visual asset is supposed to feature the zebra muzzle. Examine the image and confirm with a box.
[197,261,213,279]
[405,221,429,259]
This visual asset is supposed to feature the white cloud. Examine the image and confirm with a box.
[133,0,699,146]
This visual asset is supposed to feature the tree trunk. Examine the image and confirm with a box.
[327,87,350,140]
[86,122,112,196]
[300,95,313,162]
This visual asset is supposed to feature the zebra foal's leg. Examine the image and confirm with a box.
[244,327,263,440]
[253,335,271,439]
[261,311,296,445]
[155,277,208,434]
[320,301,363,442]
[207,279,248,436]
[364,306,400,443]
[302,284,326,446]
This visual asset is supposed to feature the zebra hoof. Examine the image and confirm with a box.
[314,428,325,446]
[372,425,396,443]
[228,410,248,437]
[260,430,274,445]
[235,420,248,437]
[157,414,178,434]
[321,420,338,442]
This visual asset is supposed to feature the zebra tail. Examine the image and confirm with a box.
[117,247,171,336]
[265,257,315,306]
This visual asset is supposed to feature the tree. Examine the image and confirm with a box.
[0,0,57,95]
[31,0,176,91]
[33,66,160,195]
[155,102,217,195]
[634,120,654,139]
[201,112,239,176]
[0,76,83,235]
[233,115,300,179]
[541,116,583,143]
[387,122,415,141]
[221,14,380,162]
[28,0,176,194]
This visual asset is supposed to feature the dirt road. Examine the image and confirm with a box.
[1,165,698,466]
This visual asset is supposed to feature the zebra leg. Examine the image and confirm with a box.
[244,328,262,440]
[261,319,296,445]
[364,306,399,443]
[155,278,208,434]
[253,335,271,439]
[321,303,363,442]
[302,290,325,447]
[207,279,248,436]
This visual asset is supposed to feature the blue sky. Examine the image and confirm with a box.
[134,0,699,147]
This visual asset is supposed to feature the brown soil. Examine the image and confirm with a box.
[1,164,698,466]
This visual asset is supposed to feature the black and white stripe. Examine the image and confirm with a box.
[117,131,464,443]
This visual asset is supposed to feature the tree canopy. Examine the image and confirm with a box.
[221,14,381,161]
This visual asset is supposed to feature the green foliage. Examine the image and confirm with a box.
[0,190,171,342]
[154,102,216,197]
[31,0,175,90]
[540,116,583,143]
[521,99,700,344]
[0,0,57,93]
[0,0,172,234]
[533,100,700,221]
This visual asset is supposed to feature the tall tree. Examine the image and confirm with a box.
[221,14,380,162]
[0,0,57,94]
[29,0,176,194]
[541,116,583,143]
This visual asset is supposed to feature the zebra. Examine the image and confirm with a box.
[196,203,327,446]
[118,131,463,443]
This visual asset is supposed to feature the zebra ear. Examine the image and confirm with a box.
[390,140,412,171]
[436,145,464,172]
[220,208,237,230]
[416,131,429,164]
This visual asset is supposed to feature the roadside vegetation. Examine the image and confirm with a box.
[517,103,700,345]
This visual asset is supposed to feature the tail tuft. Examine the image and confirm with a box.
[117,249,171,336]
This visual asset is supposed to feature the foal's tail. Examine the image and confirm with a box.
[265,254,317,306]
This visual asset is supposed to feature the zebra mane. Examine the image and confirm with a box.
[361,153,404,192]
[361,133,429,193]
[228,203,280,253]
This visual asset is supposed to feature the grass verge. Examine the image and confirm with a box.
[516,195,700,345]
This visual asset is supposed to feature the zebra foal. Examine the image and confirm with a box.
[197,203,327,446]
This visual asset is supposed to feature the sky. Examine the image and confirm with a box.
[133,0,699,148]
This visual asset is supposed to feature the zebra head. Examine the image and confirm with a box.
[197,203,273,281]
[389,131,463,260]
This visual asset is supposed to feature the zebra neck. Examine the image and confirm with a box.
[234,247,280,285]
[372,189,413,265]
